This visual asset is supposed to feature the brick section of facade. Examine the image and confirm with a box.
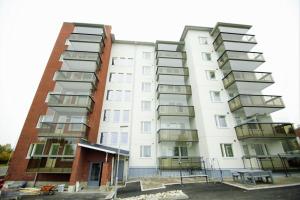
[6,23,74,181]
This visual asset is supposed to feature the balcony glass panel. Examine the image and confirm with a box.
[156,51,186,59]
[158,157,202,169]
[47,94,94,110]
[62,51,100,63]
[156,67,189,76]
[61,60,99,72]
[223,71,274,88]
[158,105,195,117]
[156,42,184,52]
[157,85,192,96]
[27,158,73,173]
[217,26,250,35]
[158,129,198,142]
[218,51,264,67]
[235,123,295,140]
[73,26,104,35]
[228,95,284,112]
[54,71,98,86]
[67,41,101,53]
[157,58,185,67]
[214,33,256,49]
[69,33,103,43]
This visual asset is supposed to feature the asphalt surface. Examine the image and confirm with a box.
[117,182,300,200]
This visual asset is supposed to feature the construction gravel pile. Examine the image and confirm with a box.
[119,190,188,200]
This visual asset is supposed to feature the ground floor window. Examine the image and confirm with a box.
[220,143,234,157]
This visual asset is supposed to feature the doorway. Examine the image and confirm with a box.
[88,162,102,187]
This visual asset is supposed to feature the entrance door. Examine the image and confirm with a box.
[88,162,102,187]
[117,160,124,181]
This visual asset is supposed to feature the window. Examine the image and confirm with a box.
[215,115,228,128]
[63,144,76,156]
[124,90,131,101]
[143,52,151,60]
[107,90,114,100]
[69,116,85,131]
[112,57,134,67]
[125,73,132,83]
[120,132,128,145]
[109,73,117,82]
[142,82,151,92]
[113,110,120,123]
[243,145,250,156]
[251,144,265,155]
[141,121,151,133]
[220,144,234,157]
[202,52,212,61]
[49,143,60,155]
[100,132,108,145]
[111,132,118,145]
[142,66,151,75]
[122,110,130,123]
[174,147,188,157]
[140,145,151,157]
[199,37,208,45]
[210,91,221,102]
[115,90,122,101]
[32,143,45,156]
[103,109,110,122]
[141,101,151,111]
[206,70,216,80]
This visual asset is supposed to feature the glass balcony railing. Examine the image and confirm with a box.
[26,158,73,173]
[157,105,195,117]
[156,67,189,76]
[38,122,89,138]
[156,41,185,52]
[69,33,103,43]
[218,51,264,68]
[157,84,192,96]
[158,129,198,142]
[157,57,186,67]
[228,94,284,112]
[47,94,94,111]
[73,26,104,35]
[54,71,98,87]
[213,33,256,50]
[62,50,101,64]
[158,156,202,170]
[156,51,186,59]
[235,123,295,140]
[223,71,274,89]
[67,41,102,53]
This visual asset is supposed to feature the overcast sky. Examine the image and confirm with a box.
[0,0,299,146]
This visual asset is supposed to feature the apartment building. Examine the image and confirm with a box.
[6,22,299,189]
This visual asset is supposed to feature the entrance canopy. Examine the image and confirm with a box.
[78,139,130,156]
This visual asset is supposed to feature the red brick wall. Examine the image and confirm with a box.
[6,23,74,181]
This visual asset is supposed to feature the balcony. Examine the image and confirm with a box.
[61,60,100,73]
[157,84,192,97]
[213,32,257,53]
[67,41,103,53]
[235,123,296,140]
[62,50,101,65]
[157,105,195,118]
[158,129,198,142]
[54,70,98,89]
[223,71,274,91]
[69,33,103,44]
[228,94,284,116]
[156,67,189,77]
[156,41,184,52]
[47,93,94,112]
[73,25,104,36]
[157,57,186,68]
[158,156,202,170]
[156,51,186,59]
[217,50,265,71]
[38,122,88,138]
[26,158,73,173]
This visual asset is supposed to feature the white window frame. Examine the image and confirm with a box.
[206,70,216,80]
[122,110,130,123]
[201,52,212,61]
[141,121,151,134]
[141,101,151,111]
[113,110,120,123]
[210,91,222,102]
[142,82,151,92]
[103,109,110,122]
[199,36,208,45]
[215,115,228,128]
[142,66,152,75]
[140,145,151,158]
[142,52,152,60]
[220,143,234,157]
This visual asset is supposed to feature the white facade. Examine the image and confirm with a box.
[98,23,298,178]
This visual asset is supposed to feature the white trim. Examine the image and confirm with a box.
[78,143,116,154]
